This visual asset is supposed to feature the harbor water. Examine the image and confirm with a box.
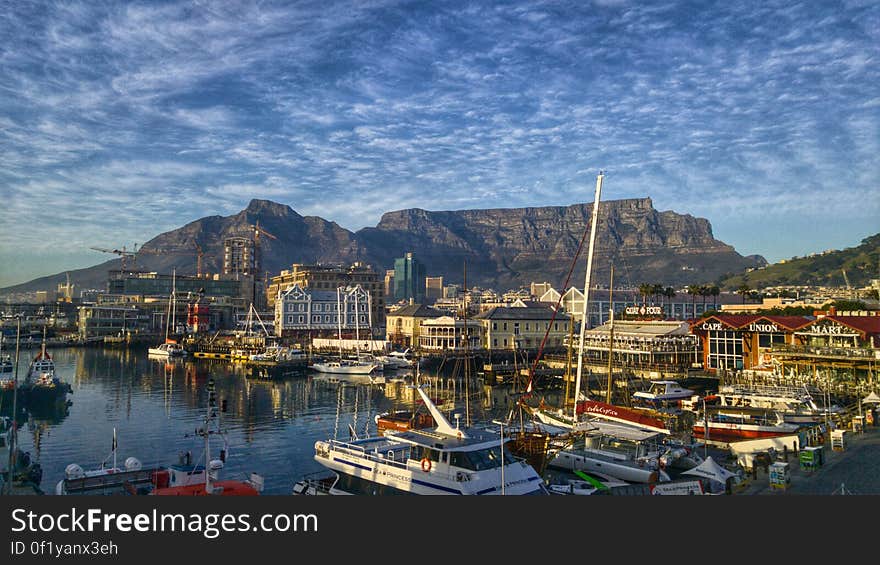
[2,346,502,495]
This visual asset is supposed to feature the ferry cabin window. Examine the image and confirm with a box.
[449,446,513,471]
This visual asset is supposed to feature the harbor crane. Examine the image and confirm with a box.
[90,244,139,271]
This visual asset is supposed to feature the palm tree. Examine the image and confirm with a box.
[737,284,751,304]
[708,285,720,310]
[664,287,676,316]
[686,285,702,319]
[638,283,653,306]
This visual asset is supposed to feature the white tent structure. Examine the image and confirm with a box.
[682,456,737,492]
[862,391,880,405]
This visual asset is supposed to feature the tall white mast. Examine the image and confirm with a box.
[572,171,604,422]
[337,287,344,360]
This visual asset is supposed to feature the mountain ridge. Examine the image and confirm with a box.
[1,197,768,296]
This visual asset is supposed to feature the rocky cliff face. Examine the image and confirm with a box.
[1,198,765,296]
[358,198,760,289]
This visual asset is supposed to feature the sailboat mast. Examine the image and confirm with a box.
[463,261,471,427]
[573,171,604,422]
[171,270,177,336]
[606,264,615,404]
[354,288,361,362]
[337,287,343,360]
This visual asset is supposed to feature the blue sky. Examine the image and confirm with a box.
[1,0,878,288]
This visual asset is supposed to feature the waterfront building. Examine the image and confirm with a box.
[393,252,426,303]
[385,303,443,348]
[107,271,243,301]
[418,316,484,352]
[579,320,701,374]
[267,263,384,329]
[690,315,813,373]
[76,304,153,341]
[474,305,570,351]
[768,316,880,386]
[274,284,372,339]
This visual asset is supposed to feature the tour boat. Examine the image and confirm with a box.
[306,385,549,495]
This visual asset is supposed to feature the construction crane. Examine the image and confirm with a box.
[240,222,277,309]
[138,242,207,277]
[90,244,139,271]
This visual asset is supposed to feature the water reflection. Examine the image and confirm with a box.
[12,347,465,494]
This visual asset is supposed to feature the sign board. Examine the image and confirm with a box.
[649,481,704,495]
[625,306,663,316]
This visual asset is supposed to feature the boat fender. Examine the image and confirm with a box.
[421,458,432,472]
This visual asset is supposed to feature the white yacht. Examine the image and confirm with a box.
[310,358,378,375]
[632,380,696,404]
[306,386,549,495]
[147,340,187,358]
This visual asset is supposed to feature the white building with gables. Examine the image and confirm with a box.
[274,283,373,338]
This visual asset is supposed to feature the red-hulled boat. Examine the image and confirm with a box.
[692,410,801,441]
[149,378,263,496]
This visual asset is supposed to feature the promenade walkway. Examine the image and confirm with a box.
[734,423,880,495]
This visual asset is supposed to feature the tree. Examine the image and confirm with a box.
[663,287,676,314]
[638,283,653,306]
[686,284,703,319]
[708,285,720,308]
[737,284,751,304]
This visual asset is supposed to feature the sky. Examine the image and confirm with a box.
[1,0,878,288]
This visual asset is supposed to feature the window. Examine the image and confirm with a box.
[492,322,497,330]
[493,339,498,347]
[298,316,304,324]
[325,315,330,323]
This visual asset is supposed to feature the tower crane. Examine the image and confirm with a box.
[138,243,207,277]
[90,244,139,271]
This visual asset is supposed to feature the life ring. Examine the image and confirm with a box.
[421,458,432,472]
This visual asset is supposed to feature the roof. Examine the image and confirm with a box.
[474,306,569,321]
[821,315,880,335]
[587,320,692,337]
[388,304,444,318]
[692,314,813,331]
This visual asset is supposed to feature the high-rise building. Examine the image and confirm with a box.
[425,276,443,302]
[223,237,256,277]
[384,270,395,298]
[393,252,426,303]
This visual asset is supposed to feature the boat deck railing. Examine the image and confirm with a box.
[61,467,162,494]
[320,439,411,470]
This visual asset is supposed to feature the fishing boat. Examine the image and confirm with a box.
[632,380,696,405]
[150,379,264,496]
[23,328,73,403]
[692,409,802,441]
[55,429,164,495]
[306,385,549,495]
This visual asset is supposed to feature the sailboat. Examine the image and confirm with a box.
[310,286,378,375]
[148,271,187,358]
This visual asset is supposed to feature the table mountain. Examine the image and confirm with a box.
[1,198,766,296]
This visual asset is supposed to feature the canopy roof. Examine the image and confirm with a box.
[682,456,737,484]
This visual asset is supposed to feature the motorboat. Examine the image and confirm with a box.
[56,429,164,495]
[546,420,671,484]
[692,409,802,441]
[307,385,549,495]
[713,383,842,424]
[310,358,378,374]
[148,340,187,358]
[632,380,695,405]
